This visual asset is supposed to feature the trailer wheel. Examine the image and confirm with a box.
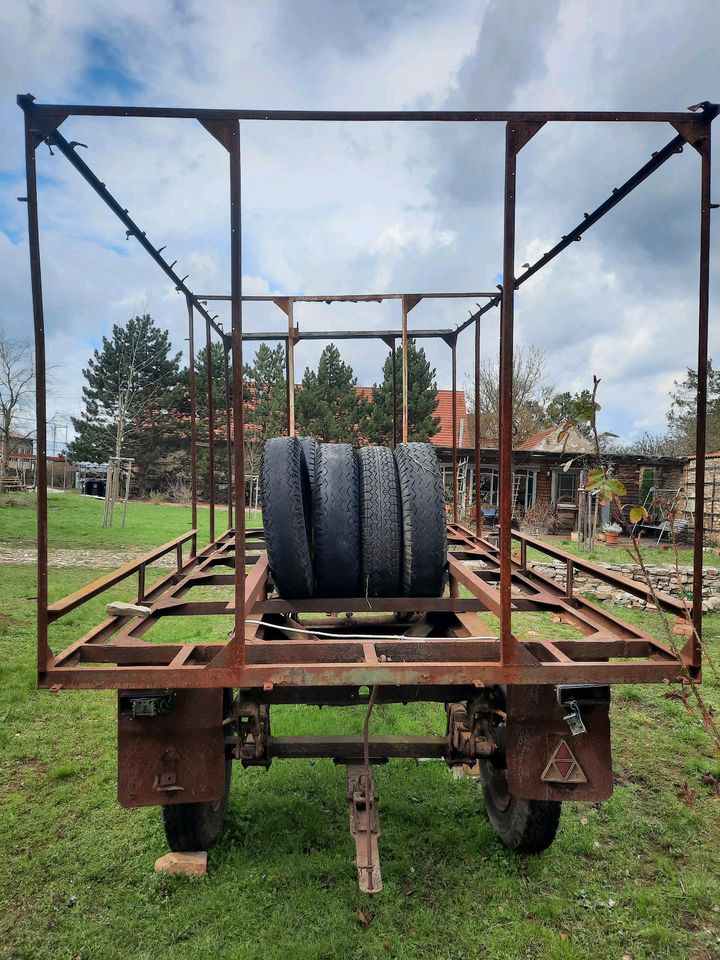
[313,443,361,597]
[261,437,314,598]
[162,690,234,852]
[394,442,447,597]
[476,688,561,854]
[479,758,561,854]
[357,445,402,596]
[162,755,233,852]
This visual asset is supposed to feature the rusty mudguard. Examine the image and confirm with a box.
[505,685,613,803]
[118,689,226,808]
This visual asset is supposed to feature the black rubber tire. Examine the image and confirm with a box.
[479,756,561,853]
[394,442,447,597]
[357,445,402,597]
[299,437,318,493]
[162,755,233,852]
[162,691,234,852]
[312,443,361,597]
[261,436,314,599]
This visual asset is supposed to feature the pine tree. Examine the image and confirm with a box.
[171,341,231,497]
[244,343,287,438]
[667,361,720,454]
[68,315,181,493]
[366,339,440,444]
[296,344,367,442]
[243,343,288,475]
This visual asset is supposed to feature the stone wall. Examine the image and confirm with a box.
[529,559,720,613]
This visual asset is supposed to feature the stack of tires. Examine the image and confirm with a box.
[261,438,447,599]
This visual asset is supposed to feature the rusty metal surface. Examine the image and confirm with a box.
[505,685,613,803]
[40,524,693,690]
[347,764,382,894]
[19,96,716,695]
[118,688,225,808]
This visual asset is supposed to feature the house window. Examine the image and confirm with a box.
[474,466,537,511]
[551,469,579,503]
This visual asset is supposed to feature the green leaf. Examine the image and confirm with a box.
[604,477,627,497]
[585,468,605,491]
[629,506,649,524]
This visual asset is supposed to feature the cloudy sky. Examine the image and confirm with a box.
[1,0,718,453]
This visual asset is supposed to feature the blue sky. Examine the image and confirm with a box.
[1,0,718,452]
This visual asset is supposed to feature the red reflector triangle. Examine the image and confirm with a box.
[541,739,588,784]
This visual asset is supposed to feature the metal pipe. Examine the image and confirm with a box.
[186,295,198,542]
[206,318,215,543]
[27,101,711,123]
[287,302,296,436]
[229,121,245,670]
[401,298,409,442]
[474,317,482,536]
[451,337,458,524]
[196,291,497,303]
[391,339,397,449]
[223,340,233,530]
[22,103,50,675]
[499,123,518,664]
[691,125,713,653]
[238,328,454,342]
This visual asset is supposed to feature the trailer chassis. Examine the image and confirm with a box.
[19,96,717,889]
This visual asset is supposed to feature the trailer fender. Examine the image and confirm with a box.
[118,688,226,808]
[505,685,612,803]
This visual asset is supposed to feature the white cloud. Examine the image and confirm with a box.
[0,0,717,447]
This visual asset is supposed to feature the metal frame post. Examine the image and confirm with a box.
[223,338,233,530]
[228,122,245,668]
[474,317,482,536]
[391,338,398,448]
[206,318,216,542]
[21,99,51,676]
[185,294,198,541]
[287,302,296,436]
[690,118,714,659]
[499,120,544,663]
[451,335,458,524]
[401,297,409,442]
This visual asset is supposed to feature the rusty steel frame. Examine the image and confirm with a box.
[18,95,716,694]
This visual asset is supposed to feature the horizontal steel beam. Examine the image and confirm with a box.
[24,100,711,123]
[197,292,496,302]
[265,735,448,760]
[240,328,454,342]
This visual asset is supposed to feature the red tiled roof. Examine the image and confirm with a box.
[515,427,558,451]
[355,386,466,447]
[432,390,467,447]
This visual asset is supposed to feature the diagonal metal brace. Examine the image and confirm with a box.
[347,764,382,894]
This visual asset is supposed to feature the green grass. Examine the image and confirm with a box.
[0,490,261,551]
[1,561,719,959]
[525,537,702,568]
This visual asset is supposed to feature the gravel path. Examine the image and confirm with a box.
[0,546,177,568]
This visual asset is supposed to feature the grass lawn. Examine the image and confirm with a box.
[1,501,720,959]
[0,491,261,552]
[523,537,702,569]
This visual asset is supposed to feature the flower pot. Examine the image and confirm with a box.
[605,531,619,546]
